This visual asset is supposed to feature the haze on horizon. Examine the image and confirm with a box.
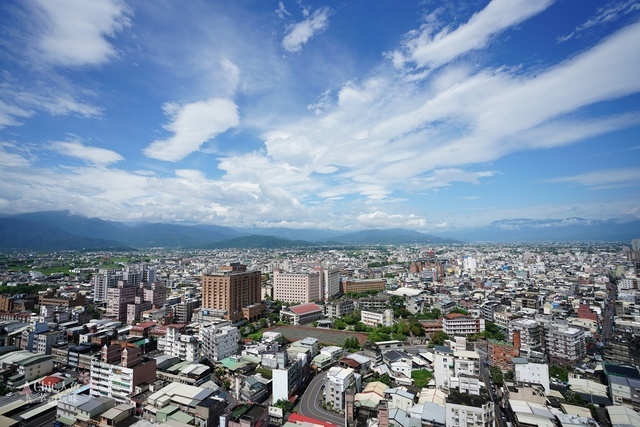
[0,0,639,233]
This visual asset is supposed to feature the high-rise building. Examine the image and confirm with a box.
[107,281,137,321]
[158,325,200,362]
[321,268,341,301]
[200,320,238,362]
[107,281,167,323]
[202,263,262,322]
[545,322,586,366]
[90,344,156,404]
[628,238,640,275]
[272,269,321,304]
[92,269,123,303]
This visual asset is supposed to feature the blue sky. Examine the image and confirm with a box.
[0,0,639,232]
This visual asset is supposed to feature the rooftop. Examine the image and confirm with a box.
[446,389,491,408]
[288,303,322,315]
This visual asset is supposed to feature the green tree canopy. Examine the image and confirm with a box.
[411,369,434,388]
[428,331,449,347]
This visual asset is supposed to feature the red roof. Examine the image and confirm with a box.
[41,376,63,387]
[444,313,466,320]
[288,413,339,427]
[133,321,157,329]
[289,303,322,315]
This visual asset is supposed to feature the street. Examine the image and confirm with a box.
[298,371,346,427]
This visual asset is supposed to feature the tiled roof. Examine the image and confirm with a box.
[289,303,322,315]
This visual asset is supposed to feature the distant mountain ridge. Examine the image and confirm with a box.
[321,228,458,245]
[440,217,640,242]
[0,218,133,251]
[0,211,637,250]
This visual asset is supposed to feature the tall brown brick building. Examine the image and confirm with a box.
[202,263,262,322]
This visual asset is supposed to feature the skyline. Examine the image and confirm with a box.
[0,0,639,233]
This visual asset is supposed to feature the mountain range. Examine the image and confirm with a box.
[0,211,637,251]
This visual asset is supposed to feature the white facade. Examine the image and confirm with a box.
[272,368,290,403]
[158,327,200,362]
[445,399,494,427]
[90,360,135,403]
[322,269,341,301]
[433,348,454,390]
[454,350,480,377]
[619,277,637,290]
[92,269,122,303]
[514,360,550,395]
[545,323,586,365]
[509,318,543,350]
[361,309,394,328]
[324,366,355,411]
[273,269,321,304]
[443,315,485,336]
[200,322,238,362]
[462,256,477,273]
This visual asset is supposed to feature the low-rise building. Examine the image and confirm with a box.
[443,314,485,336]
[360,309,394,328]
[445,389,494,427]
[279,303,324,325]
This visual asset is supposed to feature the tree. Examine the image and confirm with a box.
[422,308,442,320]
[392,332,407,342]
[354,322,367,332]
[411,369,434,388]
[274,399,295,414]
[371,373,393,387]
[343,337,360,351]
[334,319,347,330]
[368,329,391,343]
[549,365,570,383]
[489,366,504,386]
[343,311,361,325]
[428,331,449,347]
[410,323,425,337]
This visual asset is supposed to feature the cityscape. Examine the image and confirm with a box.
[1,1,640,427]
[0,238,638,427]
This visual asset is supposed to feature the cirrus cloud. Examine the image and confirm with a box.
[282,6,333,53]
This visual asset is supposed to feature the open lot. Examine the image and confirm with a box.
[264,325,368,346]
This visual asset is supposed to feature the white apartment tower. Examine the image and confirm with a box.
[322,268,341,301]
[273,269,321,304]
[92,269,122,303]
[158,325,200,362]
[546,322,586,366]
[324,366,355,412]
[199,321,239,362]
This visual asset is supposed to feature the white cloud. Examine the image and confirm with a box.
[51,140,124,165]
[546,168,640,189]
[143,98,240,162]
[356,211,427,229]
[215,20,640,218]
[282,7,332,53]
[30,0,131,66]
[276,2,291,20]
[0,100,32,129]
[0,143,31,167]
[392,0,554,70]
[558,0,640,43]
